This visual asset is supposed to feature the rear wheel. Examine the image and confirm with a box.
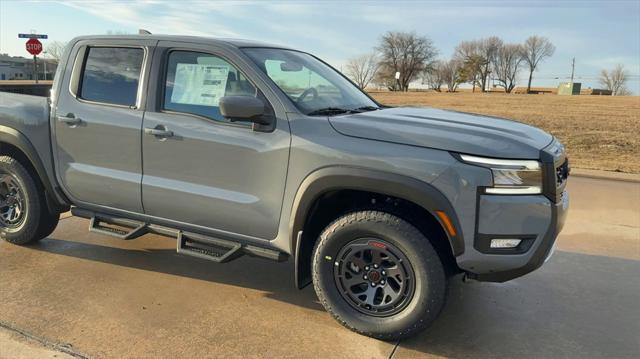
[312,211,446,340]
[0,155,59,244]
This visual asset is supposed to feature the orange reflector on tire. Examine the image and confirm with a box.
[435,211,457,237]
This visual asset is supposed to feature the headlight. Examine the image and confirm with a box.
[459,154,542,195]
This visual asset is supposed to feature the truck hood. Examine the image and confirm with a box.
[329,107,553,159]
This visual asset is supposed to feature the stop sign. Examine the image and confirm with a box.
[26,38,42,56]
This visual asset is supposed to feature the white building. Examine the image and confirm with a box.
[0,54,57,81]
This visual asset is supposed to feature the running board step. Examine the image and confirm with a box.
[177,232,243,263]
[89,216,148,240]
[71,208,288,262]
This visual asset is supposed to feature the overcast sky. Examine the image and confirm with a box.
[1,0,638,93]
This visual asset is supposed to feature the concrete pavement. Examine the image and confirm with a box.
[0,176,638,358]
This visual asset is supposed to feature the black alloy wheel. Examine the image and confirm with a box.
[0,173,27,229]
[333,238,416,316]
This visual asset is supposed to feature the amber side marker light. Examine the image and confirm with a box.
[435,210,457,237]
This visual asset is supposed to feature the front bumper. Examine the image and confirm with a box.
[466,190,568,282]
[460,138,569,282]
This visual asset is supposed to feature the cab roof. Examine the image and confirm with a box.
[71,34,295,50]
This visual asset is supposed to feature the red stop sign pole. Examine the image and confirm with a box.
[25,38,43,84]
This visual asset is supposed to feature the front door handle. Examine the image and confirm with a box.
[144,127,174,138]
[57,115,82,126]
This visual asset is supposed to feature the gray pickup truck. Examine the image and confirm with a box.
[0,34,569,339]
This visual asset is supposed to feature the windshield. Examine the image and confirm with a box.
[243,48,379,116]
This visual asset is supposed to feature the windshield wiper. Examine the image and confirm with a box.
[306,107,351,116]
[306,106,380,116]
[352,106,380,112]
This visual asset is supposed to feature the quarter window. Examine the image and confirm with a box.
[79,47,144,107]
[163,51,257,122]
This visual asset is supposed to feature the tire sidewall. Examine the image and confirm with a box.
[0,158,41,242]
[313,212,446,338]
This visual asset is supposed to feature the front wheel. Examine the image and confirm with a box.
[312,211,446,340]
[0,155,59,244]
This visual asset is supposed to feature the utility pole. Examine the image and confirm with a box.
[570,57,575,83]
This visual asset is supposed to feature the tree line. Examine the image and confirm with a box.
[347,31,631,95]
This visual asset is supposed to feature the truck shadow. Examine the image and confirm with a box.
[30,235,323,312]
[28,236,640,358]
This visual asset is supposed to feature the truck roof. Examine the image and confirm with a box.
[71,34,294,50]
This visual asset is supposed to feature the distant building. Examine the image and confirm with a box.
[0,54,57,81]
[557,82,581,96]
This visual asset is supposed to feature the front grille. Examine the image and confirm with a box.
[541,138,568,203]
[556,159,569,188]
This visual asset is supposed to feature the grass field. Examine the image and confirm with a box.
[369,91,640,173]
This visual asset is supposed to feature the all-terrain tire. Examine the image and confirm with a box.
[0,155,59,244]
[312,211,446,340]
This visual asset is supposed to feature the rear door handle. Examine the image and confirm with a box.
[144,127,174,138]
[57,115,82,126]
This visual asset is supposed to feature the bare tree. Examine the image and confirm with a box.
[522,36,555,93]
[441,59,463,92]
[454,37,502,92]
[423,59,463,93]
[492,43,524,93]
[423,60,445,92]
[377,31,438,91]
[599,64,630,96]
[478,37,502,92]
[44,41,68,64]
[346,53,380,90]
[454,40,483,92]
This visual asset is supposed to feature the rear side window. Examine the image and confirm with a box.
[79,47,144,106]
[163,51,256,122]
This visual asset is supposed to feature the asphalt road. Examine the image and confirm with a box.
[0,176,638,358]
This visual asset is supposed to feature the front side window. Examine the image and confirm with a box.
[243,48,378,115]
[79,47,144,106]
[163,51,257,122]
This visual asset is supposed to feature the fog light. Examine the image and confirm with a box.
[490,239,522,249]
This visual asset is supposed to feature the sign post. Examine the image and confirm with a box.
[19,33,47,83]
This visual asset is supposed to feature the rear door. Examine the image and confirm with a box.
[53,39,155,212]
[141,42,290,239]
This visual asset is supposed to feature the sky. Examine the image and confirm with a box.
[1,0,639,93]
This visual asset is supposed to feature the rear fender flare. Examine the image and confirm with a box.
[0,125,69,212]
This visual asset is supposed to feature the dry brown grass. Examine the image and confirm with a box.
[369,91,640,173]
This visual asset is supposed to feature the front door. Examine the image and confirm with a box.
[54,40,155,212]
[141,44,290,240]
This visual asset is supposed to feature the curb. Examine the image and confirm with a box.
[571,168,640,183]
[0,320,91,359]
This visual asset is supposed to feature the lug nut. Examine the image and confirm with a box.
[363,275,368,280]
[371,282,376,287]
[364,266,370,271]
[381,270,386,275]
[380,280,385,285]
[373,264,379,269]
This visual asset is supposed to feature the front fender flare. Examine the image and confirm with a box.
[289,166,464,288]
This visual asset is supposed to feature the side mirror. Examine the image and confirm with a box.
[219,96,270,125]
